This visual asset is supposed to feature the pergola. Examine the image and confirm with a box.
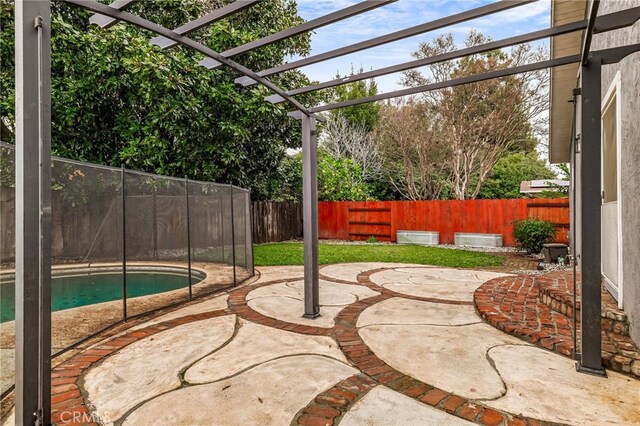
[12,0,640,424]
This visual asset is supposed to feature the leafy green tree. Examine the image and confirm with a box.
[557,163,570,180]
[477,152,557,199]
[536,162,570,197]
[329,65,380,132]
[277,151,373,202]
[0,0,317,200]
[318,154,373,201]
[270,153,303,202]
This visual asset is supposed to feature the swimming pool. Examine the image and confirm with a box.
[0,270,202,323]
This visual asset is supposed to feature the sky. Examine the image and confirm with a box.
[293,0,552,93]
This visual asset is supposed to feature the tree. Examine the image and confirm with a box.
[402,31,549,199]
[317,154,373,202]
[375,100,450,200]
[270,153,303,202]
[477,152,557,199]
[330,65,380,132]
[0,0,317,200]
[277,151,373,202]
[319,114,382,181]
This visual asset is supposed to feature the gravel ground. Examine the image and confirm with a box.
[318,240,522,252]
[436,244,521,253]
[318,239,394,245]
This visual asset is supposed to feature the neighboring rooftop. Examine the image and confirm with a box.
[520,179,570,194]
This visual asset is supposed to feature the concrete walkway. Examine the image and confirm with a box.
[2,263,639,425]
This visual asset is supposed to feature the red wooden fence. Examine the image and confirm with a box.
[318,198,570,247]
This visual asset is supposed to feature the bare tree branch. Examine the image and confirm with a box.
[319,113,382,180]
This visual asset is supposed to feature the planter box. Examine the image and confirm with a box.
[542,243,569,263]
[397,230,439,246]
[454,232,503,248]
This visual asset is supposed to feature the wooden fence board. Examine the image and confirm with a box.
[318,198,570,247]
[251,201,303,244]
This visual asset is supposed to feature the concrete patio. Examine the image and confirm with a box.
[3,263,639,426]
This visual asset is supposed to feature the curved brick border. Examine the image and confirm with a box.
[328,290,541,426]
[291,374,376,426]
[474,273,640,379]
[537,275,580,317]
[356,268,474,306]
[474,275,574,356]
[46,270,558,425]
[229,277,332,336]
[50,308,232,425]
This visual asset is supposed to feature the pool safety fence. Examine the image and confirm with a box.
[0,142,254,399]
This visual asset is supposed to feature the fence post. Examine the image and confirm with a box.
[152,188,158,260]
[185,176,192,300]
[245,190,254,276]
[121,165,127,321]
[220,195,225,264]
[230,184,237,286]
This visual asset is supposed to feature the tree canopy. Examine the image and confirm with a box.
[401,31,550,200]
[477,152,557,199]
[0,0,318,199]
[329,66,380,132]
[276,150,373,202]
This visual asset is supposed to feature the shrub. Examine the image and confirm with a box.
[367,235,378,244]
[513,219,556,253]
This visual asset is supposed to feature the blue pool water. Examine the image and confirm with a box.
[0,272,200,323]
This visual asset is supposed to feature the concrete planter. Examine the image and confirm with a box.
[454,232,503,248]
[396,230,440,246]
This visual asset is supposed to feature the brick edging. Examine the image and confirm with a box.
[50,308,231,425]
[355,268,474,306]
[291,374,376,426]
[474,273,640,379]
[331,292,546,426]
[229,277,333,336]
[48,271,559,425]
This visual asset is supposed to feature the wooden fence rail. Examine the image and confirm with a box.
[317,198,570,246]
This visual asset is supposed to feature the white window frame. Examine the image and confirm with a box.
[600,70,623,308]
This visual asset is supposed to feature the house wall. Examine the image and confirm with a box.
[591,0,640,344]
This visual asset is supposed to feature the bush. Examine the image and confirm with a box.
[513,219,556,253]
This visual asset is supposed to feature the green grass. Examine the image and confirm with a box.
[254,242,504,268]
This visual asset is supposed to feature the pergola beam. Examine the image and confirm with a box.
[266,20,587,104]
[581,0,600,65]
[308,55,581,113]
[594,43,640,65]
[199,0,397,69]
[88,0,137,28]
[235,0,538,86]
[69,0,315,118]
[593,6,640,33]
[265,4,637,105]
[151,0,263,50]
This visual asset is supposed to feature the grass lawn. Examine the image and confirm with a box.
[254,242,504,268]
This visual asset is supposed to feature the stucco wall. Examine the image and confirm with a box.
[591,0,640,344]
